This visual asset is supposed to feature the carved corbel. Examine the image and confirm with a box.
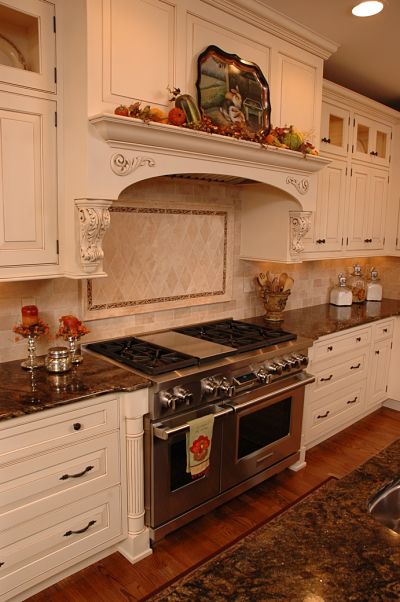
[289,211,312,255]
[286,176,310,195]
[75,199,112,274]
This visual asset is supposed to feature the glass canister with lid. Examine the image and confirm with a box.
[366,267,383,301]
[349,264,366,303]
[330,273,352,306]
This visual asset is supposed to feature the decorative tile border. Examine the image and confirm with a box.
[84,205,233,320]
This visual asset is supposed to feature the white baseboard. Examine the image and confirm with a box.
[383,398,400,411]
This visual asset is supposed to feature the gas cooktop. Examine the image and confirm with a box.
[86,319,296,376]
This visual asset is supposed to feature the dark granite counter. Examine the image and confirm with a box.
[151,438,400,602]
[0,352,151,422]
[248,298,400,341]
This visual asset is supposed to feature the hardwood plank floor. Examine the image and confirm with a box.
[28,407,400,602]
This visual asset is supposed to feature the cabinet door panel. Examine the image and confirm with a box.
[0,0,56,92]
[367,170,387,249]
[0,91,58,267]
[346,165,369,250]
[367,339,391,407]
[102,0,176,106]
[320,102,349,156]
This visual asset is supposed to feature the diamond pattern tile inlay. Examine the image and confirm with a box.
[86,206,233,318]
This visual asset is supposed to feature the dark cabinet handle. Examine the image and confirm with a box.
[317,410,330,419]
[327,346,333,351]
[73,423,82,431]
[375,350,380,355]
[321,137,331,143]
[350,363,361,370]
[347,397,358,405]
[356,337,361,342]
[64,520,96,537]
[383,328,388,333]
[320,374,333,382]
[59,465,94,481]
[0,562,4,568]
[316,238,326,244]
[364,238,372,243]
[369,150,378,156]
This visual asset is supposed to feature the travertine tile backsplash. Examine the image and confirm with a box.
[1,177,399,361]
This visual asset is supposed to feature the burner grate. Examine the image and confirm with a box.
[86,337,198,375]
[175,320,296,352]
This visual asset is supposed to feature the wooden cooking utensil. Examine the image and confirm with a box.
[282,276,294,293]
[278,272,288,292]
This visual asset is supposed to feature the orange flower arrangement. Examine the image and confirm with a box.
[13,319,49,341]
[56,315,90,339]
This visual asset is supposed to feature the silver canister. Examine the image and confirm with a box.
[45,346,72,373]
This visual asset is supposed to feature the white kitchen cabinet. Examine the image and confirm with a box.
[303,319,393,450]
[0,395,125,602]
[0,90,59,273]
[366,319,394,408]
[346,163,388,252]
[352,114,391,167]
[320,101,350,157]
[302,158,347,253]
[0,0,56,93]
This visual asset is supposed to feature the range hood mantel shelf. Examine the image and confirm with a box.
[89,113,330,208]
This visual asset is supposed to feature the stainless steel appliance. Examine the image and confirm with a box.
[87,319,314,541]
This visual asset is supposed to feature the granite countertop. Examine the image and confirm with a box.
[0,351,151,422]
[151,438,400,601]
[248,298,400,341]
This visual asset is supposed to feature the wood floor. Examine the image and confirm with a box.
[28,407,400,602]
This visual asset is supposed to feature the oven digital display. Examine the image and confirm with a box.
[233,372,258,386]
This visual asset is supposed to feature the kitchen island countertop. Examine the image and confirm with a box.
[248,298,400,340]
[0,351,151,422]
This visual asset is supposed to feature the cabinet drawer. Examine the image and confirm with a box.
[311,351,367,393]
[372,319,394,341]
[0,433,120,517]
[307,381,365,440]
[0,397,119,465]
[313,328,370,362]
[0,486,122,599]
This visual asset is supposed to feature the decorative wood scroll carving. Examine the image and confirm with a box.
[110,153,156,176]
[289,211,312,254]
[75,199,112,274]
[286,176,310,195]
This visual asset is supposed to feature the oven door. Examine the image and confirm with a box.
[221,372,314,491]
[146,404,232,530]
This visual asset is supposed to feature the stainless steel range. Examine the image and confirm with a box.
[87,319,314,541]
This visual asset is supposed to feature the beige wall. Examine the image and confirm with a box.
[1,178,399,362]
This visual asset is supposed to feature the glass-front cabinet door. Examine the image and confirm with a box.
[320,102,350,157]
[352,114,391,167]
[0,0,55,92]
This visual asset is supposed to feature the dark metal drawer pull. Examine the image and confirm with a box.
[356,337,361,342]
[375,350,380,355]
[73,422,82,431]
[316,238,326,244]
[320,374,333,382]
[59,465,94,481]
[347,397,358,405]
[0,562,4,568]
[317,410,330,419]
[327,346,333,351]
[350,363,361,370]
[64,520,96,537]
[383,328,388,333]
[321,137,331,143]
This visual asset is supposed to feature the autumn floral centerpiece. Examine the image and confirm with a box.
[56,315,90,364]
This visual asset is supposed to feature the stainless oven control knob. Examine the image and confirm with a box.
[274,358,290,372]
[201,376,218,396]
[159,391,177,411]
[217,376,235,398]
[292,353,309,367]
[266,361,283,375]
[255,367,270,384]
[284,355,300,369]
[173,386,193,405]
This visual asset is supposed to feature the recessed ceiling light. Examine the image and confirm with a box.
[352,1,384,17]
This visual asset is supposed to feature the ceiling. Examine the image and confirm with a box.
[258,0,400,111]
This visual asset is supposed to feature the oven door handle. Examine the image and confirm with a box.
[152,405,233,441]
[226,372,315,413]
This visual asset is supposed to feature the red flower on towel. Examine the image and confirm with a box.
[190,435,210,461]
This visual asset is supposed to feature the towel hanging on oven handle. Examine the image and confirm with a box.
[152,405,233,440]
